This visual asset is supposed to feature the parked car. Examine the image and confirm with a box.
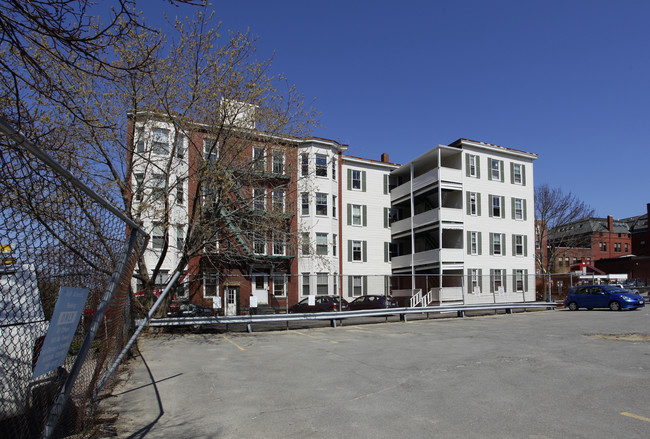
[565,284,645,311]
[289,296,349,313]
[0,264,64,423]
[623,278,645,288]
[167,302,213,317]
[348,295,399,310]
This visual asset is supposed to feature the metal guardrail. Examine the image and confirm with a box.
[142,302,557,332]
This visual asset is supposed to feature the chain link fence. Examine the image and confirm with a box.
[1,119,148,438]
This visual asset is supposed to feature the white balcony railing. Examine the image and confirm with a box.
[391,248,464,270]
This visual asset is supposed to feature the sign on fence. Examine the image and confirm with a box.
[32,287,89,379]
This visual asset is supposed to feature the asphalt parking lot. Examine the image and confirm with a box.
[101,308,650,438]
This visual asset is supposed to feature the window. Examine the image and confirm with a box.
[134,173,144,201]
[152,174,165,202]
[469,192,478,216]
[491,269,504,293]
[513,234,525,256]
[315,192,327,215]
[253,147,265,172]
[176,179,183,204]
[151,128,170,154]
[491,233,504,255]
[468,268,481,294]
[152,223,164,249]
[204,272,219,297]
[351,204,362,226]
[317,273,328,295]
[514,269,525,292]
[316,154,327,177]
[272,189,284,213]
[301,233,310,255]
[488,158,502,181]
[332,158,336,180]
[513,198,523,220]
[154,270,169,288]
[302,273,310,295]
[301,192,309,215]
[601,242,607,252]
[512,163,522,184]
[203,138,218,162]
[273,234,285,255]
[316,233,328,255]
[253,188,265,211]
[301,153,309,176]
[469,231,479,255]
[332,234,337,257]
[468,154,478,177]
[253,234,266,254]
[614,242,621,252]
[625,243,629,252]
[176,225,185,250]
[175,134,185,159]
[351,169,361,189]
[273,274,287,296]
[272,151,284,174]
[490,195,503,218]
[332,195,337,218]
[351,276,364,297]
[351,240,362,261]
[175,282,188,299]
[135,128,145,153]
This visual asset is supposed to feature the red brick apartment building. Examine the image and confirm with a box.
[546,215,632,273]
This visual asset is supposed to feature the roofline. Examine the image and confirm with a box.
[342,154,400,169]
[128,110,348,150]
[449,138,539,160]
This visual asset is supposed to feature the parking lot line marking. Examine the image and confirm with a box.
[620,412,650,423]
[221,334,245,351]
[294,330,338,344]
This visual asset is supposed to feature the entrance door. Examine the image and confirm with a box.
[252,274,269,305]
[225,286,238,316]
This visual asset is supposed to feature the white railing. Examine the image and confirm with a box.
[409,289,423,307]
[423,289,434,306]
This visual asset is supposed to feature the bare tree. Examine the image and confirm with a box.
[5,11,318,315]
[0,0,203,129]
[535,184,595,279]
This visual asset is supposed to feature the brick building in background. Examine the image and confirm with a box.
[546,215,633,273]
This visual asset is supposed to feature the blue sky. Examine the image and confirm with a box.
[140,0,649,219]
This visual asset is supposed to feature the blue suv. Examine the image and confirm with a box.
[565,284,645,311]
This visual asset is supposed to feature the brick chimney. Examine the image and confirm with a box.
[381,153,389,163]
[607,215,614,231]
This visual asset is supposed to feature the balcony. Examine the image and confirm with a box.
[391,248,465,270]
[391,207,463,235]
[391,167,462,202]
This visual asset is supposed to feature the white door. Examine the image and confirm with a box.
[252,274,269,305]
[225,286,238,316]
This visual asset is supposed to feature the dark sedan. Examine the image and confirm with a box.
[167,302,213,317]
[289,295,349,313]
[348,295,399,311]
